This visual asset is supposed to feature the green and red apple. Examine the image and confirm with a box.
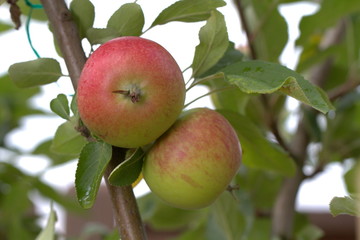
[77,36,185,148]
[143,108,242,210]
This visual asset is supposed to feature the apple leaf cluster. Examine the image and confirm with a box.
[3,0,360,239]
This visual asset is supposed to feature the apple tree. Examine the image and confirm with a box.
[1,0,360,239]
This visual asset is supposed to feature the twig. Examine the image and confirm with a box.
[40,0,147,239]
[329,78,360,101]
[233,0,257,59]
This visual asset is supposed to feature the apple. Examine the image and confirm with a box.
[143,108,242,209]
[77,36,185,148]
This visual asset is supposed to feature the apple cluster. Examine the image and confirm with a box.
[77,37,242,209]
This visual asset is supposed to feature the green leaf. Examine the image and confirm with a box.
[0,74,42,147]
[107,3,144,37]
[75,142,112,209]
[8,58,62,88]
[199,42,244,77]
[108,148,144,187]
[173,224,206,240]
[70,0,95,39]
[243,0,288,61]
[222,60,334,114]
[205,193,246,240]
[0,20,12,33]
[33,177,80,211]
[137,193,206,231]
[235,167,283,209]
[297,0,360,47]
[150,0,226,27]
[35,203,57,240]
[321,93,360,162]
[70,94,78,116]
[329,196,360,217]
[192,11,229,78]
[219,110,296,176]
[50,94,70,120]
[344,161,360,194]
[86,28,119,45]
[295,224,324,240]
[197,42,248,114]
[17,0,47,21]
[33,139,76,166]
[51,120,87,157]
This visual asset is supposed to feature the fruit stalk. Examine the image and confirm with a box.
[40,0,147,239]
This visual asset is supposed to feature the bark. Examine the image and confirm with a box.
[40,1,147,239]
[104,147,147,240]
[271,121,309,239]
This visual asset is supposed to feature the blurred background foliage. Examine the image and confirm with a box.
[1,0,360,239]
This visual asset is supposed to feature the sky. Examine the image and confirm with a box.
[0,0,349,232]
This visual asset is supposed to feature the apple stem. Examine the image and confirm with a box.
[113,89,141,103]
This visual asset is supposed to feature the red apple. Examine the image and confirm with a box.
[77,37,185,148]
[143,108,242,209]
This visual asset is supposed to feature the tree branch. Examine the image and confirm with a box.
[40,1,146,239]
[40,0,86,90]
[272,120,309,238]
[329,78,360,101]
[104,147,147,240]
[233,0,257,59]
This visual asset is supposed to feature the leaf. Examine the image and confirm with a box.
[75,142,112,209]
[296,0,360,47]
[17,0,47,21]
[0,74,42,147]
[199,42,244,78]
[0,20,12,32]
[70,0,95,39]
[51,120,87,157]
[86,28,119,45]
[219,110,296,176]
[205,193,246,240]
[70,94,78,116]
[137,193,206,231]
[108,148,144,187]
[192,11,229,78]
[344,161,360,194]
[33,139,76,166]
[150,0,226,27]
[222,60,334,114]
[243,0,288,61]
[8,58,62,88]
[295,224,324,240]
[50,94,70,120]
[235,167,283,209]
[33,177,80,211]
[197,42,248,113]
[107,3,144,37]
[35,203,57,240]
[329,196,360,217]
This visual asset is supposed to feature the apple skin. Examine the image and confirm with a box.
[143,108,242,210]
[77,36,185,148]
